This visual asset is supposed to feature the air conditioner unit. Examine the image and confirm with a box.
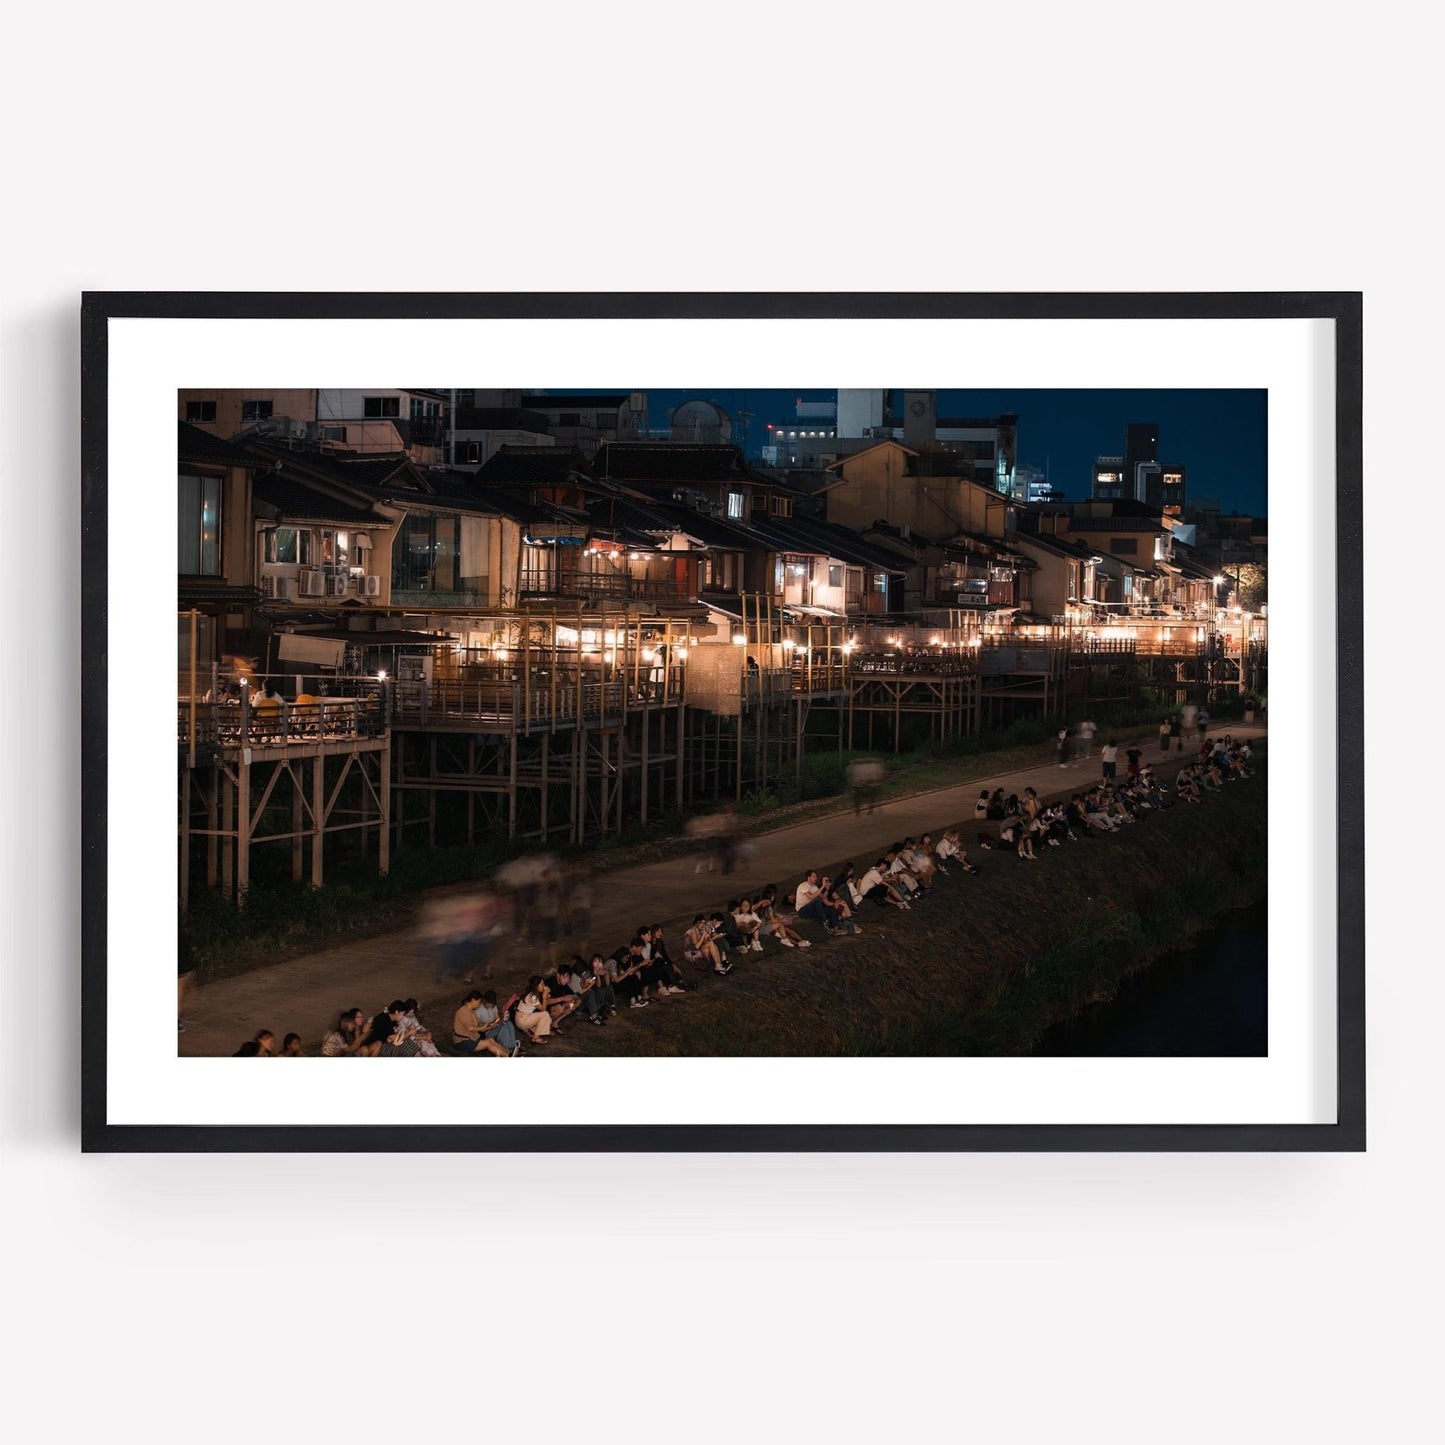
[363,574,382,598]
[298,571,326,598]
[326,575,350,598]
[262,575,292,601]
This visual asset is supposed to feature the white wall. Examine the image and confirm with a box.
[0,9,1434,1445]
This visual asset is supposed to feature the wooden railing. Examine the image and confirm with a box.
[178,682,388,755]
[390,672,641,731]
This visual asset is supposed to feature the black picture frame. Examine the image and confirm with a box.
[80,291,1364,1152]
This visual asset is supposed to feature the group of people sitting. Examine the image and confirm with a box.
[968,735,1257,860]
[235,731,1259,1056]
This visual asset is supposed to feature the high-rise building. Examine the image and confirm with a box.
[1093,422,1186,511]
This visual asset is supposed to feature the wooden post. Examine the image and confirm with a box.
[236,754,251,902]
[205,768,219,889]
[466,736,475,845]
[187,607,198,769]
[428,736,437,847]
[312,753,325,885]
[640,701,649,826]
[378,741,390,876]
[675,696,685,812]
[508,735,518,841]
[291,762,304,882]
[179,772,191,911]
[220,770,234,900]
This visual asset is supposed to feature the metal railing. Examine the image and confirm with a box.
[390,670,647,731]
[517,569,689,603]
[178,679,388,756]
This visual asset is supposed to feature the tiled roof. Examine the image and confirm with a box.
[178,421,257,468]
[592,442,757,485]
[474,446,595,486]
[252,472,392,526]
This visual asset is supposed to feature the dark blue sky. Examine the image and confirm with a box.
[640,388,1268,516]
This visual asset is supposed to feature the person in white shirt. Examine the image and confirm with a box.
[730,898,766,952]
[933,829,980,875]
[1100,739,1119,780]
[858,861,910,910]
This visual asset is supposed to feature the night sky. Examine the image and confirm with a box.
[637,388,1267,516]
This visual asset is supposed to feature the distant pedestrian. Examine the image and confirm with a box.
[1125,745,1143,779]
[1101,740,1118,780]
[1198,707,1211,739]
[1078,718,1097,758]
[1159,717,1171,754]
[1058,726,1072,768]
[1170,714,1183,752]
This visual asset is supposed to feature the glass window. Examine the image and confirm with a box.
[364,396,400,418]
[264,527,310,565]
[178,471,222,574]
[727,491,745,519]
[828,564,844,588]
[241,399,273,422]
[185,400,216,424]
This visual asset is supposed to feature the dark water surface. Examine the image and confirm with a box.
[1034,899,1268,1056]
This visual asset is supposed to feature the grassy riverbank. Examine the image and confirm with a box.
[574,752,1268,1058]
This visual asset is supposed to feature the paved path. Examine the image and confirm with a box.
[180,723,1267,1055]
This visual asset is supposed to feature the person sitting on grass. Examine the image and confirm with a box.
[819,875,861,935]
[900,837,938,888]
[644,925,688,992]
[574,953,619,1026]
[682,915,729,975]
[998,819,1038,861]
[453,990,516,1057]
[1082,790,1122,831]
[475,990,522,1054]
[986,788,1007,820]
[514,979,556,1043]
[792,870,840,936]
[755,884,809,948]
[730,898,766,952]
[884,847,925,899]
[322,1009,377,1057]
[1065,795,1094,837]
[858,859,911,909]
[541,964,583,1030]
[974,790,991,820]
[400,999,442,1056]
[610,938,656,1004]
[934,828,980,874]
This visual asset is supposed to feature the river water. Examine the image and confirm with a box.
[1033,899,1268,1056]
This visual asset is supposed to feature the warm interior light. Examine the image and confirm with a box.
[377,670,387,681]
[732,633,747,645]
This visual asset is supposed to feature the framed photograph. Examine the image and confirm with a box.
[81,291,1362,1151]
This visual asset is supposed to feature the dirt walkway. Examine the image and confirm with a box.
[179,724,1266,1055]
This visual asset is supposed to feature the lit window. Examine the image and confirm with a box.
[727,491,745,519]
[178,471,222,575]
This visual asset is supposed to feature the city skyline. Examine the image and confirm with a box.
[637,387,1267,516]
